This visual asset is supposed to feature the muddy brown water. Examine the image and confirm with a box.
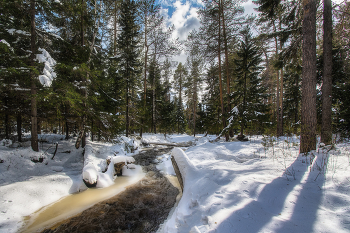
[20,147,181,233]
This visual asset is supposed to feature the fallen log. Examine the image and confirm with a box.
[170,148,198,193]
[147,141,193,147]
[147,142,177,146]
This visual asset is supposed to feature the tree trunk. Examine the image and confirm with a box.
[65,120,69,140]
[218,4,226,138]
[221,3,230,141]
[300,0,317,153]
[114,0,118,56]
[5,112,9,140]
[75,126,85,149]
[277,68,284,137]
[4,97,9,139]
[321,0,332,145]
[17,113,22,142]
[37,118,41,134]
[91,120,94,141]
[193,83,197,137]
[81,0,84,46]
[98,122,101,141]
[278,20,284,137]
[30,0,38,152]
[241,73,247,138]
[152,78,156,134]
[276,68,281,136]
[141,17,149,138]
[82,130,86,148]
[126,86,129,137]
[178,72,183,134]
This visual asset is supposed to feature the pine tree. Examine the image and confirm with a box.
[173,63,187,134]
[185,31,203,137]
[300,0,317,153]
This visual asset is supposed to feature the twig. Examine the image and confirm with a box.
[51,142,58,160]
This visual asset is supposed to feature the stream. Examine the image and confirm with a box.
[20,147,181,233]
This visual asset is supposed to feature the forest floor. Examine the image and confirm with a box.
[0,133,349,233]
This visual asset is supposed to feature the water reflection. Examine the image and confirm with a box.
[21,166,145,233]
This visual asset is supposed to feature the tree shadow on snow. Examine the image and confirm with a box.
[215,155,325,233]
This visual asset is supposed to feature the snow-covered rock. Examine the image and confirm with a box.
[82,163,98,186]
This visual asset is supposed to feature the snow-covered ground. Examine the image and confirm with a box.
[0,133,349,233]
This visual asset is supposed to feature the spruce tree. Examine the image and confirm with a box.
[116,0,141,137]
[232,29,269,140]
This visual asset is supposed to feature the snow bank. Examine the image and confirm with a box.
[0,135,85,232]
[160,137,350,233]
[110,156,135,164]
[171,148,197,187]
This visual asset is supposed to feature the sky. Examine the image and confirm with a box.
[158,0,345,65]
[158,0,258,65]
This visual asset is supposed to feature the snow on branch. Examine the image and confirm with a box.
[36,48,57,87]
[0,39,14,52]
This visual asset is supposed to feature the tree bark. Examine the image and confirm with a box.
[30,0,38,152]
[218,3,226,138]
[240,73,247,137]
[277,68,284,137]
[152,73,156,134]
[114,0,118,56]
[5,112,9,140]
[65,119,69,140]
[80,0,84,46]
[193,81,197,137]
[300,0,317,153]
[221,3,230,141]
[17,113,22,142]
[4,97,9,139]
[321,0,332,145]
[126,83,130,137]
[178,71,182,134]
[91,120,94,142]
[141,14,149,138]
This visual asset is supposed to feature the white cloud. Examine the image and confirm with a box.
[243,0,258,15]
[168,0,201,41]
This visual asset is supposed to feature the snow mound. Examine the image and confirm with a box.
[110,156,135,164]
[1,139,12,147]
[83,163,98,184]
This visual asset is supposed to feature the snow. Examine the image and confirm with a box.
[6,29,30,36]
[0,133,349,233]
[0,134,141,232]
[36,48,57,87]
[158,136,350,233]
[0,39,14,52]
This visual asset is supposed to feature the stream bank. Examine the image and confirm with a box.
[41,147,180,233]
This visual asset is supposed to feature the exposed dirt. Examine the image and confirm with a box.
[42,147,179,233]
